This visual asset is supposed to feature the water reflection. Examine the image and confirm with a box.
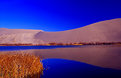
[0,45,121,70]
[41,59,121,78]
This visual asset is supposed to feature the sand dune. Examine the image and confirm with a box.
[0,18,121,44]
[0,28,42,44]
[35,18,121,43]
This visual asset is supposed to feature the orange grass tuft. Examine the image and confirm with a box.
[0,53,43,78]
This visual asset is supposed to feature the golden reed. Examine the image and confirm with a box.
[0,53,43,78]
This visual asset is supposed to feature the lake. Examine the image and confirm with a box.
[0,45,121,78]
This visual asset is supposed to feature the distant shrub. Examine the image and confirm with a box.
[48,42,57,45]
[0,53,43,78]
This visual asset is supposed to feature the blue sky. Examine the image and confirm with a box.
[0,0,121,31]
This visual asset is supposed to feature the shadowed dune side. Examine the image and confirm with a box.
[35,18,121,43]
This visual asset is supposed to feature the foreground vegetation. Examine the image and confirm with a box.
[0,53,43,78]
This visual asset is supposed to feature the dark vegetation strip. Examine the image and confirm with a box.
[0,42,121,46]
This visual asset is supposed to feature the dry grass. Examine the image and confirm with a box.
[0,53,43,78]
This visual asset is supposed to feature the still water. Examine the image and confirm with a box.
[0,45,121,78]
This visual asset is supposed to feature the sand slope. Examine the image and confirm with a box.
[0,18,121,44]
[35,18,121,43]
[0,28,43,44]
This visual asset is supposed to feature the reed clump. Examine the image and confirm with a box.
[0,53,43,78]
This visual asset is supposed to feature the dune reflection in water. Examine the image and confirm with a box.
[0,45,121,70]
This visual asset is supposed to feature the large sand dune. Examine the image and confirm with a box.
[35,18,121,43]
[0,18,121,44]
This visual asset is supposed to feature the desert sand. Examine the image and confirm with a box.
[0,18,121,44]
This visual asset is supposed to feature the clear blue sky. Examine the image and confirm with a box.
[0,0,121,31]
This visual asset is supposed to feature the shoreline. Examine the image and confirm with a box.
[0,42,121,46]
